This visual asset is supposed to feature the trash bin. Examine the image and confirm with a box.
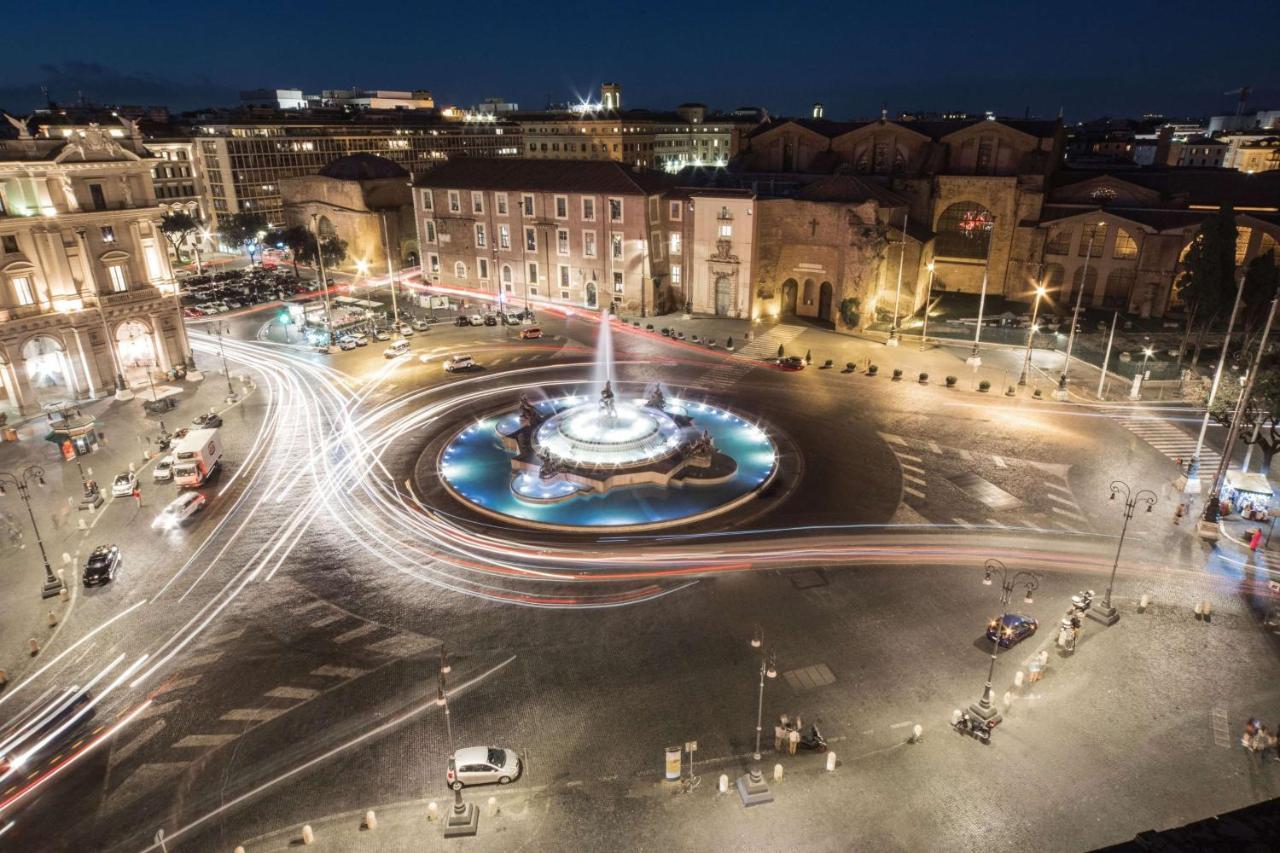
[664,746,681,781]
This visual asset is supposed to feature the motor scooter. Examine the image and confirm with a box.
[797,723,828,752]
[952,710,996,744]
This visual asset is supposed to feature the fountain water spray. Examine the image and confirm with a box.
[592,305,614,393]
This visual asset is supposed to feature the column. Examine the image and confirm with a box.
[149,313,172,372]
[67,327,98,400]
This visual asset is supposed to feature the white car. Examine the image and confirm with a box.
[384,340,411,359]
[337,337,358,351]
[467,314,484,326]
[443,354,476,372]
[447,746,521,790]
[397,323,414,337]
[153,455,175,482]
[152,491,207,529]
[111,472,138,497]
[411,319,431,331]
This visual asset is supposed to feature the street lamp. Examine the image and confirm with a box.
[1018,284,1048,386]
[886,211,909,347]
[750,625,777,762]
[1055,221,1103,400]
[1091,481,1156,626]
[310,214,337,352]
[0,466,64,598]
[919,262,936,351]
[209,321,236,402]
[969,559,1038,725]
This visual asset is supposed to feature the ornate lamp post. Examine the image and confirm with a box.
[968,559,1038,724]
[208,321,236,403]
[1090,481,1156,625]
[749,625,777,762]
[1018,284,1047,386]
[0,466,64,598]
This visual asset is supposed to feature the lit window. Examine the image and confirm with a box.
[584,231,597,258]
[718,224,732,238]
[448,191,461,213]
[1078,222,1107,257]
[671,264,682,285]
[522,194,534,217]
[454,261,467,279]
[935,202,994,260]
[428,253,440,274]
[11,275,35,306]
[611,233,623,259]
[501,264,513,284]
[422,190,433,212]
[613,271,623,293]
[1045,227,1071,255]
[106,264,128,292]
[670,232,682,254]
[475,223,486,248]
[1113,229,1138,260]
[669,200,682,221]
[496,193,508,216]
[498,224,510,250]
[472,192,484,215]
[582,197,595,221]
[557,229,570,256]
[609,197,623,222]
[100,226,116,243]
[525,227,537,251]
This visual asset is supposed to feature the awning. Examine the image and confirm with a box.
[1225,470,1273,496]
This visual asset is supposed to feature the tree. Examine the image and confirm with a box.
[264,225,312,278]
[300,235,348,271]
[217,212,270,263]
[1210,354,1280,474]
[1174,205,1237,375]
[159,211,201,264]
[1240,250,1280,357]
[839,296,862,328]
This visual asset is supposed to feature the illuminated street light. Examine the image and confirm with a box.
[919,261,936,351]
[1018,283,1048,386]
[1091,481,1156,625]
[1055,221,1104,400]
[969,559,1038,725]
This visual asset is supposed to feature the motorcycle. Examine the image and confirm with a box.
[1071,589,1095,613]
[797,723,828,753]
[953,711,996,744]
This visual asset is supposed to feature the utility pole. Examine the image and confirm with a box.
[886,210,909,347]
[380,210,401,335]
[1054,222,1102,400]
[1185,269,1246,487]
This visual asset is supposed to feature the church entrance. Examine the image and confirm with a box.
[780,279,798,317]
[714,275,733,316]
[818,281,833,323]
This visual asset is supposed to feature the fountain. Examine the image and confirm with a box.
[438,308,779,530]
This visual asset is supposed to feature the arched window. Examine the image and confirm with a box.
[1045,227,1072,255]
[802,278,815,305]
[1077,222,1107,257]
[1043,263,1065,292]
[1105,268,1136,308]
[317,215,336,239]
[1260,234,1278,262]
[1069,265,1099,304]
[501,264,513,284]
[935,202,994,260]
[454,261,467,279]
[1113,228,1138,260]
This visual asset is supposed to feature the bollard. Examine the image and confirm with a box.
[301,824,314,845]
[487,796,497,817]
[773,763,783,781]
[911,724,923,743]
[1194,601,1203,618]
[1002,690,1013,709]
[59,587,69,602]
[826,751,837,771]
[1202,600,1212,617]
[47,611,58,627]
[1139,593,1150,612]
[364,810,376,830]
[1013,670,1025,688]
[28,638,39,655]
[718,773,728,793]
[427,801,438,821]
[78,518,87,531]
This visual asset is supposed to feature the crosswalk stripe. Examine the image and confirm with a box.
[953,517,974,528]
[332,623,381,644]
[311,665,367,678]
[172,733,238,748]
[904,486,926,499]
[221,707,289,722]
[264,686,320,701]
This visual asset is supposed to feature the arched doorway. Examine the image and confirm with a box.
[116,320,157,389]
[22,335,73,407]
[406,250,419,268]
[714,275,733,316]
[818,282,833,322]
[585,282,598,309]
[802,279,815,311]
[780,279,798,317]
[317,215,336,239]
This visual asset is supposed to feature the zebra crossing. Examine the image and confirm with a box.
[701,324,806,387]
[1110,409,1222,472]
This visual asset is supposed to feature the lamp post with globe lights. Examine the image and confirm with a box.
[1090,481,1156,625]
[0,466,64,598]
[735,626,777,807]
[968,559,1038,725]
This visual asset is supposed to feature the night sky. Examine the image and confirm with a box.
[3,0,1277,121]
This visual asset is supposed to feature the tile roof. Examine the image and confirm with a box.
[413,158,675,195]
[1051,168,1280,209]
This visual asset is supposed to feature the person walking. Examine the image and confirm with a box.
[1174,502,1186,526]
[774,723,785,753]
[788,726,799,756]
[1250,528,1263,552]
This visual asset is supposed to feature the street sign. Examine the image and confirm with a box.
[685,741,698,752]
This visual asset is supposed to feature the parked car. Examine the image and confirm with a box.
[777,356,806,371]
[372,328,391,341]
[152,491,208,530]
[411,318,431,331]
[986,613,1038,648]
[447,746,521,790]
[455,316,471,327]
[443,354,477,372]
[110,472,137,498]
[519,327,543,340]
[468,314,485,326]
[192,412,223,429]
[153,455,175,482]
[82,545,121,587]
[352,333,369,347]
[397,324,414,337]
[338,337,358,351]
[483,314,498,326]
[384,340,411,359]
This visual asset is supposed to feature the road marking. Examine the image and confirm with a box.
[888,721,914,729]
[900,463,926,475]
[1046,492,1076,507]
[311,665,367,679]
[172,733,238,748]
[953,518,974,528]
[1212,707,1231,748]
[365,634,437,658]
[1054,521,1081,533]
[110,720,166,767]
[903,474,926,486]
[221,707,289,723]
[986,518,1009,529]
[332,623,381,644]
[309,614,345,629]
[264,686,320,701]
[927,441,943,455]
[1052,505,1087,520]
[897,453,923,463]
[879,432,906,446]
[294,600,328,615]
[183,651,224,668]
[959,449,974,461]
[904,486,926,499]
[153,674,202,696]
[991,455,1007,468]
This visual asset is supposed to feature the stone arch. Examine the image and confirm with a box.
[934,201,994,260]
[1104,268,1136,308]
[714,275,733,316]
[802,278,815,307]
[1069,265,1099,307]
[21,334,73,406]
[818,281,833,322]
[115,318,158,388]
[780,278,798,317]
[317,215,336,239]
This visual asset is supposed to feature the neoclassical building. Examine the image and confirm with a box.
[0,117,191,419]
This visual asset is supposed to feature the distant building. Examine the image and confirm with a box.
[321,89,435,111]
[1175,137,1228,168]
[240,89,309,110]
[1207,110,1280,135]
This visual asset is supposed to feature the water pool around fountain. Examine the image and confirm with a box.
[438,394,779,531]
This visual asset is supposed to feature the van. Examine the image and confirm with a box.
[384,339,411,359]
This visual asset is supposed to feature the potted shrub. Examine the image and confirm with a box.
[661,327,670,336]
[646,324,654,331]
[823,359,834,369]
[1005,385,1016,396]
[978,380,991,392]
[805,349,812,364]
[918,372,929,384]
[845,361,856,372]
[867,364,879,376]
[892,368,903,381]
[945,375,957,387]
[1033,388,1043,399]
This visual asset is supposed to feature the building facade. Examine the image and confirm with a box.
[0,117,191,418]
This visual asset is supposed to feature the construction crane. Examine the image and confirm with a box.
[1225,86,1251,116]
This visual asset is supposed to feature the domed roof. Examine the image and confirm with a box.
[317,153,409,181]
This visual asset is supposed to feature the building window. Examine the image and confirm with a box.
[1045,227,1071,255]
[1113,229,1138,260]
[428,253,440,274]
[559,264,571,288]
[669,200,682,221]
[477,257,489,279]
[106,263,128,292]
[496,193,508,216]
[609,197,623,222]
[448,191,461,213]
[557,228,570,256]
[611,232,623,260]
[671,264,682,285]
[525,227,537,251]
[554,196,568,219]
[498,224,511,250]
[89,183,107,211]
[669,232,682,255]
[582,197,595,221]
[501,264,513,285]
[11,275,35,306]
[649,197,659,219]
[454,261,467,279]
[100,226,116,243]
[472,192,484,215]
[425,220,437,243]
[475,223,487,248]
[527,261,539,285]
[422,190,433,211]
[522,194,534,217]
[1078,221,1107,257]
[934,202,994,260]
[718,224,732,238]
[651,230,663,259]
[583,231,597,258]
[613,271,623,293]
[1,235,18,254]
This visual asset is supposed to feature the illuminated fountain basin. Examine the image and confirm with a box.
[438,393,779,531]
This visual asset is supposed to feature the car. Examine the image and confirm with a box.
[483,314,498,326]
[412,319,431,331]
[110,472,137,498]
[455,316,471,327]
[519,327,543,340]
[338,337,358,351]
[443,354,476,372]
[152,491,208,530]
[986,613,1038,648]
[468,314,485,326]
[193,412,223,429]
[372,328,391,341]
[183,307,204,319]
[384,340,411,359]
[352,333,369,347]
[82,545,121,586]
[0,687,94,774]
[224,299,243,310]
[777,356,806,371]
[397,324,414,337]
[153,455,175,482]
[447,746,521,790]
[502,313,522,325]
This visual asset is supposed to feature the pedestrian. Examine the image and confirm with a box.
[1243,719,1260,751]
[1174,502,1186,526]
[1027,655,1043,683]
[774,723,784,752]
[132,487,142,508]
[1250,528,1263,552]
[788,727,799,756]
